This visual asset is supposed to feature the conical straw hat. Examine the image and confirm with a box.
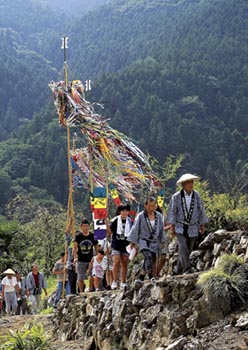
[176,173,200,185]
[3,268,16,275]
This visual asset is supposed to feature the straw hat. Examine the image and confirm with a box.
[3,268,16,275]
[176,173,200,185]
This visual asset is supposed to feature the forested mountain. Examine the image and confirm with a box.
[0,0,65,140]
[69,0,248,189]
[0,30,58,140]
[36,0,110,17]
[0,0,247,213]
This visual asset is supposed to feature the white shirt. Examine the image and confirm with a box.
[184,190,193,211]
[2,276,17,292]
[150,219,155,229]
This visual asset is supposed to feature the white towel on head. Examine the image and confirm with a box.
[117,215,132,237]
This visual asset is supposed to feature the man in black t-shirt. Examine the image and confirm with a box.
[73,219,98,292]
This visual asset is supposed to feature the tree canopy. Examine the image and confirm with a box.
[0,0,247,212]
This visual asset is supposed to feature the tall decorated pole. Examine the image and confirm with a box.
[61,36,75,236]
[61,36,75,297]
[62,36,69,86]
[49,39,160,236]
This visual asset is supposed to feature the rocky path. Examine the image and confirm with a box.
[0,309,248,350]
[194,315,248,350]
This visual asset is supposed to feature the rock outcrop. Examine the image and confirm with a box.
[187,229,247,272]
[53,229,248,350]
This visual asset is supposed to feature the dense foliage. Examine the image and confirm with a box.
[0,196,67,274]
[0,30,58,140]
[0,322,51,350]
[0,0,247,195]
[36,0,110,17]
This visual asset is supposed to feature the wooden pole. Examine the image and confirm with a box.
[61,36,75,298]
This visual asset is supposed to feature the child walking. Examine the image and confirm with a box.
[87,249,105,291]
[101,236,113,289]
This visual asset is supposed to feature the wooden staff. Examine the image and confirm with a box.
[61,36,75,299]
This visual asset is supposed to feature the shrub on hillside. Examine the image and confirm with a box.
[197,254,248,315]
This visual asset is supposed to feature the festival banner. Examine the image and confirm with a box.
[109,183,121,206]
[92,187,107,240]
[157,189,165,210]
[49,79,160,201]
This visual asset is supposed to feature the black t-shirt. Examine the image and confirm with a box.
[75,232,98,262]
[110,217,130,253]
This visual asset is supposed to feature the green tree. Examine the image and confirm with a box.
[0,218,20,272]
[0,169,12,207]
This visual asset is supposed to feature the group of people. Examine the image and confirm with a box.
[61,200,167,295]
[0,263,47,316]
[0,173,208,313]
[62,173,208,297]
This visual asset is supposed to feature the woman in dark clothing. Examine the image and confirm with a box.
[108,204,132,289]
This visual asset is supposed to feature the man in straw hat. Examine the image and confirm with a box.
[167,173,208,275]
[1,268,19,315]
